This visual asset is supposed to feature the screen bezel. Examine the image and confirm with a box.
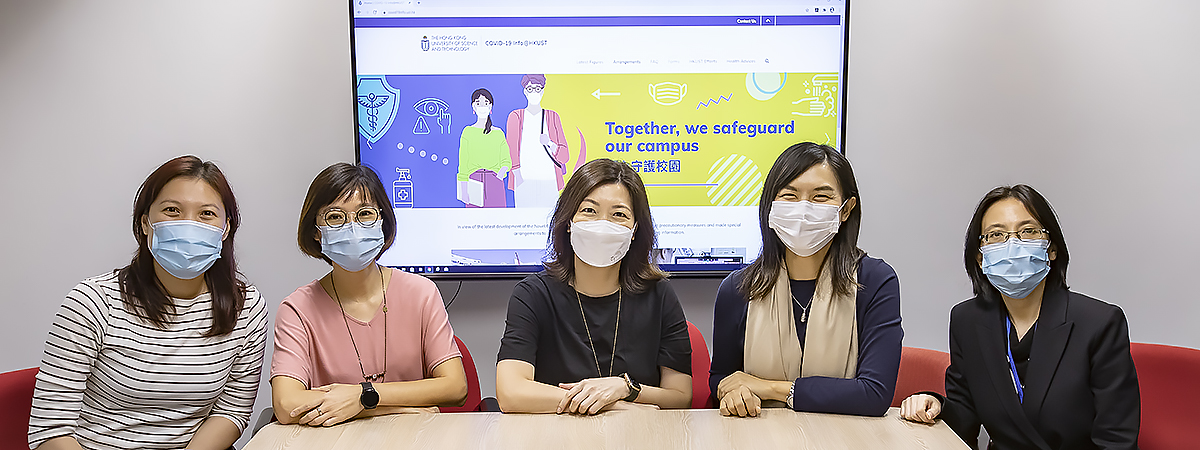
[347,2,852,279]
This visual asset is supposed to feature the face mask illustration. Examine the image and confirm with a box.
[648,81,687,106]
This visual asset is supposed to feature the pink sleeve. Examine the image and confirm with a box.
[421,284,461,375]
[506,110,522,190]
[548,110,569,164]
[271,301,313,388]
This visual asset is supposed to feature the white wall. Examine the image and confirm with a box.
[2,0,1197,445]
[0,0,355,444]
[846,0,1200,352]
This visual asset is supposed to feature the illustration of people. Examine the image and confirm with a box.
[457,88,511,208]
[506,74,569,207]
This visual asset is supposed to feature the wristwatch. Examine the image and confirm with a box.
[360,382,379,409]
[620,373,641,402]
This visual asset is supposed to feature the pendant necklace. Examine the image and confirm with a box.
[331,265,388,382]
[792,292,811,323]
[575,286,621,378]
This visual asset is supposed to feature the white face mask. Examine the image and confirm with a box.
[570,219,634,268]
[525,91,543,105]
[768,200,843,257]
[473,105,490,117]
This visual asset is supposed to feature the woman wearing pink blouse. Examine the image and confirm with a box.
[270,163,467,426]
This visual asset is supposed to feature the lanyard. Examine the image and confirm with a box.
[1005,318,1027,403]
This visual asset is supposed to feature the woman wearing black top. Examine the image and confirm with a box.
[496,158,692,414]
[900,185,1139,450]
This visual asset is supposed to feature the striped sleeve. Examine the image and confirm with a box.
[208,288,268,432]
[28,281,109,449]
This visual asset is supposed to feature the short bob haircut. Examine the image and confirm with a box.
[543,158,666,294]
[964,184,1070,302]
[739,142,864,299]
[297,163,397,265]
[121,155,246,337]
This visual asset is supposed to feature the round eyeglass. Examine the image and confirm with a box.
[524,85,544,94]
[980,227,1047,245]
[323,207,381,228]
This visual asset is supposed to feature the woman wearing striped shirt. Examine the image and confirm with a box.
[29,155,268,450]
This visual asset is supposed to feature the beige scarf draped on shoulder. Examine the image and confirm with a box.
[744,263,858,407]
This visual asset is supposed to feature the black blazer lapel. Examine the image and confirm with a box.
[1021,286,1073,425]
[976,303,1053,450]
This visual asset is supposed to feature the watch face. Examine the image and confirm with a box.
[362,384,380,408]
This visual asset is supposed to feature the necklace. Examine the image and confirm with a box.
[330,265,388,382]
[792,292,811,323]
[575,286,621,378]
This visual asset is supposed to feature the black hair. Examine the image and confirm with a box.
[964,184,1069,301]
[120,155,246,337]
[739,142,864,299]
[297,163,398,265]
[471,88,494,134]
[544,159,666,293]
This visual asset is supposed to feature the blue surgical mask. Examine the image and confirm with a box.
[981,238,1051,299]
[149,220,225,280]
[319,221,385,272]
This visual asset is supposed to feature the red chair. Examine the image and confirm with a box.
[687,321,712,408]
[0,367,38,449]
[441,336,483,412]
[1131,343,1200,450]
[890,347,950,407]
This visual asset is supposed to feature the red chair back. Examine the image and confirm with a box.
[687,321,712,409]
[0,368,38,449]
[890,347,950,407]
[1131,343,1200,450]
[441,336,482,412]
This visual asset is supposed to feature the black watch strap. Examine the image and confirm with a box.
[360,382,380,409]
[621,373,641,402]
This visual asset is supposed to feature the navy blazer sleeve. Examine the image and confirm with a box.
[790,259,902,416]
[709,272,748,401]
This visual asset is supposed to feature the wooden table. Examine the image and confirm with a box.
[244,408,969,450]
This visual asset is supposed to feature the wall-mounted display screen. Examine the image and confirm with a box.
[351,0,849,276]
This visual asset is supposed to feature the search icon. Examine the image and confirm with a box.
[765,58,770,63]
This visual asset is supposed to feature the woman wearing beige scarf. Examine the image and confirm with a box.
[709,143,903,417]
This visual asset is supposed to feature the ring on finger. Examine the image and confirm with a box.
[316,407,323,416]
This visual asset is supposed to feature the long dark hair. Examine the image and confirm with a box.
[739,142,864,299]
[964,185,1070,302]
[471,88,494,134]
[118,155,246,337]
[297,163,397,265]
[544,159,665,293]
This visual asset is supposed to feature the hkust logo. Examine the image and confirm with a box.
[421,36,430,51]
[356,77,400,147]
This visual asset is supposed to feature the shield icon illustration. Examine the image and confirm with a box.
[357,77,400,144]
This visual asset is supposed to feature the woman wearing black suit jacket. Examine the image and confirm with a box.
[900,185,1139,450]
